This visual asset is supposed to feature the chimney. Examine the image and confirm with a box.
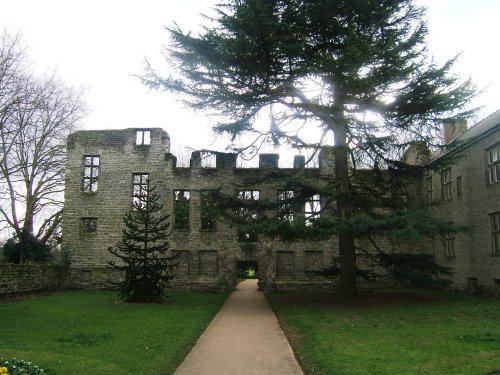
[444,120,467,144]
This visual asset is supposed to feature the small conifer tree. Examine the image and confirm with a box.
[108,184,178,303]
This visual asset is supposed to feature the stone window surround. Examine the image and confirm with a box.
[237,190,259,242]
[135,129,151,146]
[82,155,100,193]
[425,175,433,203]
[200,190,217,231]
[174,190,190,230]
[305,193,321,224]
[490,211,500,254]
[443,232,456,258]
[278,189,297,222]
[441,167,452,200]
[486,143,500,184]
[132,173,149,208]
[81,217,97,233]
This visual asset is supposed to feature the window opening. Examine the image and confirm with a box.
[444,232,455,257]
[174,190,190,230]
[237,190,259,242]
[441,168,452,200]
[135,130,151,145]
[132,173,149,208]
[201,190,217,230]
[83,155,100,192]
[490,212,500,254]
[487,143,500,184]
[278,190,297,222]
[81,217,97,233]
[425,176,433,203]
[305,194,321,225]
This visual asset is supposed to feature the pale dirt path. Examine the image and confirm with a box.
[174,279,303,375]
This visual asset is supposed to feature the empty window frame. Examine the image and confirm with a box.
[201,190,216,230]
[81,217,97,233]
[487,143,500,184]
[132,173,149,208]
[278,190,297,222]
[237,190,259,242]
[135,130,151,145]
[305,194,321,225]
[83,155,100,192]
[425,176,433,203]
[174,190,190,230]
[444,232,455,257]
[441,168,452,200]
[490,212,500,254]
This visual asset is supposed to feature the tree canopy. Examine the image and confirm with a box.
[143,0,476,295]
[0,30,85,244]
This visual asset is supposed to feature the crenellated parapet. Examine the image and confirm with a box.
[62,127,339,292]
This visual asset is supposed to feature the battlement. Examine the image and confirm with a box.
[63,127,338,293]
[67,128,335,171]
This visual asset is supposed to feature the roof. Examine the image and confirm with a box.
[454,108,500,143]
[429,109,500,162]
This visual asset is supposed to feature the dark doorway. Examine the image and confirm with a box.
[236,260,258,279]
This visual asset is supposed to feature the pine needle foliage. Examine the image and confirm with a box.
[143,0,477,295]
[108,184,178,303]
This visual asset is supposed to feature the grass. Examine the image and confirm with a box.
[0,290,227,375]
[267,290,500,375]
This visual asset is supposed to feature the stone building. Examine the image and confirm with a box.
[62,128,339,291]
[62,109,500,294]
[421,110,500,295]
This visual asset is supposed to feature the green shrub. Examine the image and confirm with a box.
[2,230,52,264]
[0,359,48,374]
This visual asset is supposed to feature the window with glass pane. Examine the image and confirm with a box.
[490,212,500,253]
[174,190,190,229]
[441,168,452,200]
[425,176,433,203]
[487,144,500,184]
[201,190,216,230]
[132,173,148,208]
[83,155,99,192]
[444,232,455,257]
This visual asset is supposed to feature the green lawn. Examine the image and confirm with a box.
[0,290,227,375]
[267,290,500,375]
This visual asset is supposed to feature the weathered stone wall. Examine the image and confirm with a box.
[0,264,64,296]
[63,123,500,295]
[62,128,345,291]
[424,122,500,295]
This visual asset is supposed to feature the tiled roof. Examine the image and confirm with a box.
[453,109,500,143]
[429,109,500,161]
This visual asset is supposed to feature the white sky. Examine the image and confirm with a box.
[1,0,499,163]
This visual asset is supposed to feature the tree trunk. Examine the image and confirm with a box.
[334,124,358,296]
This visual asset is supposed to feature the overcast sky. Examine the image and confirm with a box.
[1,0,499,162]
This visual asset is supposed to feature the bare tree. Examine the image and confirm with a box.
[0,30,85,243]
